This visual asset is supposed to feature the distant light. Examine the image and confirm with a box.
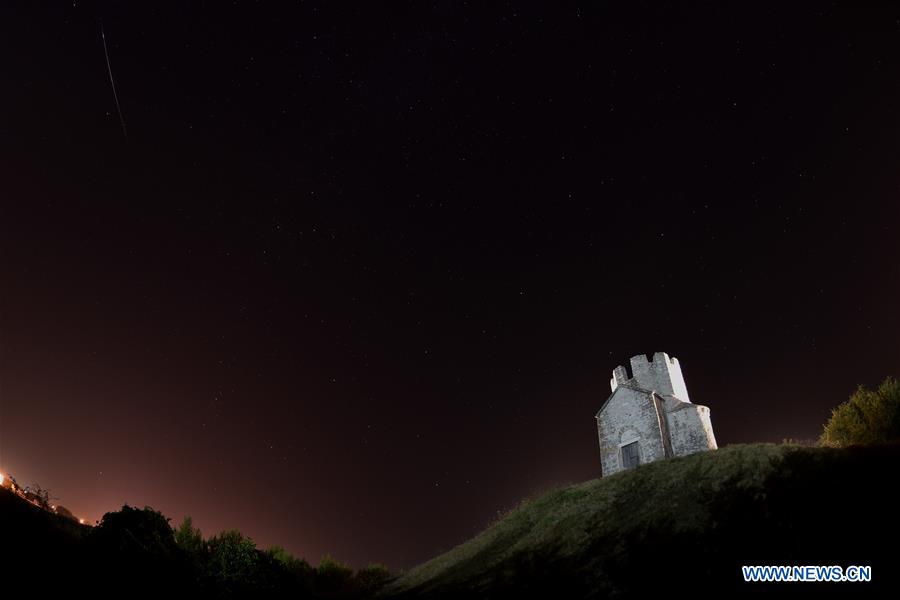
[79,518,85,525]
[0,473,4,485]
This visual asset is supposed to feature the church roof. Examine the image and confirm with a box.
[595,385,692,418]
[594,382,653,418]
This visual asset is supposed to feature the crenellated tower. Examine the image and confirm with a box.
[609,351,691,402]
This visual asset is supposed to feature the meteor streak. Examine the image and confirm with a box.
[101,24,127,137]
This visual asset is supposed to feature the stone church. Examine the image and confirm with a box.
[595,352,717,476]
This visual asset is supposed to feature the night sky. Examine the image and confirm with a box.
[1,2,899,569]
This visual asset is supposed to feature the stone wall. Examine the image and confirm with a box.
[667,404,718,456]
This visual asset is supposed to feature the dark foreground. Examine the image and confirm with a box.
[3,443,898,599]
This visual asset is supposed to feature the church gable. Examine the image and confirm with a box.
[596,386,667,476]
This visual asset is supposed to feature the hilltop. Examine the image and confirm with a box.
[383,443,899,598]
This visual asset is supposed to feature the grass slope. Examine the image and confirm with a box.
[384,444,899,598]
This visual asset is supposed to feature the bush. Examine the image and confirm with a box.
[315,554,354,596]
[820,376,900,446]
[266,545,314,591]
[89,505,188,595]
[206,530,261,596]
[175,516,206,556]
[354,563,392,593]
[92,505,178,558]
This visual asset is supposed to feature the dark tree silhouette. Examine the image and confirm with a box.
[24,482,53,510]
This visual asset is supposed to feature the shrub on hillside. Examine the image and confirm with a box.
[315,554,354,596]
[354,563,392,593]
[175,516,206,556]
[267,545,314,590]
[821,376,900,446]
[205,529,261,595]
[92,505,178,558]
[89,505,188,594]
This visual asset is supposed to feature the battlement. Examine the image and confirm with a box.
[609,351,691,402]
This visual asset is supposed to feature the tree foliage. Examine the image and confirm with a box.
[89,505,187,596]
[166,516,389,598]
[206,529,261,596]
[315,554,355,596]
[354,563,393,593]
[93,505,178,557]
[25,482,53,510]
[267,545,314,586]
[175,516,206,558]
[820,376,900,446]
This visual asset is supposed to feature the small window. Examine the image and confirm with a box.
[621,441,641,470]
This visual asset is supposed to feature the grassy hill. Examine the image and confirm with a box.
[4,443,898,598]
[383,443,899,598]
